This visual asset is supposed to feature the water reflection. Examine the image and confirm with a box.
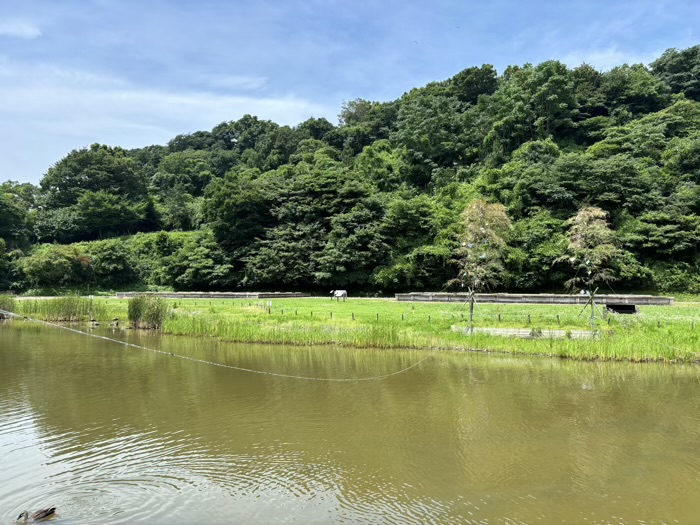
[1,320,699,524]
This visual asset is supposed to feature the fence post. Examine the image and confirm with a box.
[376,313,379,321]
[352,313,355,321]
[557,314,560,325]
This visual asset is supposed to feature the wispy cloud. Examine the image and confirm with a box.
[0,58,334,182]
[0,18,41,39]
[197,74,268,91]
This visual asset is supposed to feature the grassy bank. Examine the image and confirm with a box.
[7,296,700,363]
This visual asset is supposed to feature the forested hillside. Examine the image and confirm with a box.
[2,45,700,293]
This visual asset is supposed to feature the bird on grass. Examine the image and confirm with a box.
[16,507,56,522]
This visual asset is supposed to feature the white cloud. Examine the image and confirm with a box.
[0,18,41,39]
[0,59,335,183]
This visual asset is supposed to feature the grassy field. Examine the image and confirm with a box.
[6,296,700,363]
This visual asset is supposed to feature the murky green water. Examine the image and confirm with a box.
[1,320,699,524]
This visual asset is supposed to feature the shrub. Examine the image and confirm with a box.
[22,244,91,287]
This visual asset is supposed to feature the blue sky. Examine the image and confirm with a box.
[1,0,699,184]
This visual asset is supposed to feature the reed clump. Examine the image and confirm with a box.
[17,296,107,322]
[128,295,170,329]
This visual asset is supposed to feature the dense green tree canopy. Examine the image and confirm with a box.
[4,45,700,294]
[40,144,147,209]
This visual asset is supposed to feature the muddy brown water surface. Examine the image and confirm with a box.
[1,320,699,524]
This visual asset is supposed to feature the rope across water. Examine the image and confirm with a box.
[0,310,435,382]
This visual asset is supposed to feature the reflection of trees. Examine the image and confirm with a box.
[3,323,700,521]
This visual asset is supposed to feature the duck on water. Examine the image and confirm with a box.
[16,508,56,522]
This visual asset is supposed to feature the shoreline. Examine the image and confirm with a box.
[4,295,700,364]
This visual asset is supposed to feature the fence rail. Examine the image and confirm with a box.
[395,292,674,306]
[116,292,310,300]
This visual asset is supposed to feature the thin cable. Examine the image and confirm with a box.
[0,310,435,382]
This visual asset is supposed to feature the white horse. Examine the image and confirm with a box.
[330,290,347,302]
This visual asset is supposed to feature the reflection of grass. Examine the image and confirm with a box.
[10,297,700,363]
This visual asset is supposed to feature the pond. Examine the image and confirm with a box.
[1,321,699,524]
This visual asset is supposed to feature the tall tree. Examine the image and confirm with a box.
[449,64,499,105]
[449,199,512,292]
[40,144,146,209]
[558,207,623,291]
[651,45,700,102]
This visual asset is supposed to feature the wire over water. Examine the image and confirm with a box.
[0,310,435,382]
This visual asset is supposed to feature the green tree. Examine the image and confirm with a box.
[449,64,499,105]
[354,140,408,191]
[0,239,10,290]
[204,168,276,261]
[651,45,700,101]
[392,90,471,186]
[558,207,623,291]
[449,200,512,292]
[22,244,91,288]
[313,201,390,287]
[83,239,137,287]
[151,150,214,197]
[0,192,29,248]
[74,191,142,239]
[165,230,233,290]
[600,64,672,119]
[40,144,147,209]
[33,207,83,243]
[506,210,568,290]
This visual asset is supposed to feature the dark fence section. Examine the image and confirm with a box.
[395,293,674,306]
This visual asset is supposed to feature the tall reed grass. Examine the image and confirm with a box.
[16,296,107,322]
[128,295,170,329]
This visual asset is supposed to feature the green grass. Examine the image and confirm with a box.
[0,294,16,312]
[7,296,700,363]
[14,296,122,322]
